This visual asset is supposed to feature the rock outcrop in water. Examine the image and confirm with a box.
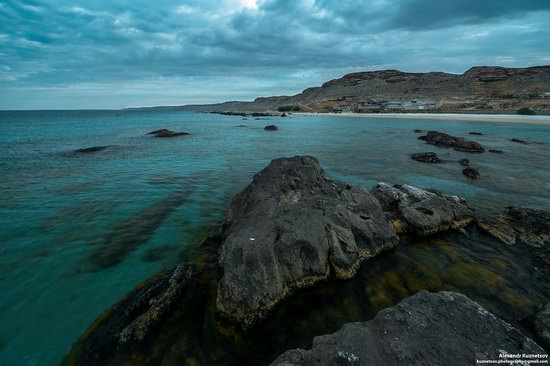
[74,146,112,154]
[410,152,442,163]
[478,207,550,247]
[372,183,475,236]
[270,291,545,366]
[216,156,398,326]
[264,124,279,131]
[419,131,485,152]
[462,166,480,179]
[148,129,191,138]
[67,263,196,365]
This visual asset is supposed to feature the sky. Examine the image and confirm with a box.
[1,0,550,110]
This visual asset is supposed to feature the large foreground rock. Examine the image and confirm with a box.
[372,183,475,236]
[419,131,485,152]
[217,156,398,326]
[271,291,546,366]
[478,207,550,247]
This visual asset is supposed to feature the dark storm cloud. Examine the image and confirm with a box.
[0,0,549,109]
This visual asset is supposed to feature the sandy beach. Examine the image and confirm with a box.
[296,112,550,125]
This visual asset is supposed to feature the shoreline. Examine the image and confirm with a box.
[295,112,550,125]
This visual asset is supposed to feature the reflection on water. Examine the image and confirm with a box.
[0,110,549,365]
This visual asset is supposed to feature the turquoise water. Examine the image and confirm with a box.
[0,110,549,365]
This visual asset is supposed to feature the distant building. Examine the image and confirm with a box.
[383,100,438,111]
[384,101,403,110]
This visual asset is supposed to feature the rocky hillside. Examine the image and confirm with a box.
[179,65,550,113]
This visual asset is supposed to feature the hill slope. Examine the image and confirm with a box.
[171,66,550,113]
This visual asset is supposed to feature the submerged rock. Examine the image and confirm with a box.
[67,263,196,365]
[459,158,470,166]
[489,149,503,153]
[413,129,422,133]
[477,218,517,245]
[264,124,279,131]
[535,303,550,348]
[410,152,442,163]
[469,131,483,135]
[270,291,545,366]
[478,207,550,247]
[462,167,480,180]
[510,138,528,144]
[148,129,191,138]
[418,131,485,152]
[74,146,111,154]
[216,156,398,326]
[372,183,475,236]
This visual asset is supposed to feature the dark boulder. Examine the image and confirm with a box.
[469,131,483,135]
[74,146,111,154]
[535,303,550,348]
[264,125,279,131]
[410,152,442,163]
[281,112,287,117]
[148,129,191,138]
[462,167,480,179]
[372,183,475,236]
[67,263,196,365]
[459,158,470,166]
[510,138,528,144]
[216,156,398,326]
[413,129,422,133]
[478,207,550,247]
[489,149,503,153]
[270,291,545,366]
[418,131,485,152]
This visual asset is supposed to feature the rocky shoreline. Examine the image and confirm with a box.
[66,156,550,365]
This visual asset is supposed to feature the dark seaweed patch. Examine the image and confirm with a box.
[86,187,193,270]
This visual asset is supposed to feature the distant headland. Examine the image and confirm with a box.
[128,65,550,115]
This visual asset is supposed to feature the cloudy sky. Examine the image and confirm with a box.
[1,0,549,110]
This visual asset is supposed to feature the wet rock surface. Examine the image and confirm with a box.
[270,291,546,366]
[264,125,279,131]
[148,129,191,138]
[410,152,442,163]
[67,263,196,366]
[535,303,550,348]
[418,131,485,152]
[489,149,503,153]
[478,207,550,247]
[469,131,483,135]
[216,156,398,326]
[459,158,470,166]
[372,183,475,236]
[462,166,480,179]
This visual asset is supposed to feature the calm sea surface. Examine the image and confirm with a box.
[0,110,549,365]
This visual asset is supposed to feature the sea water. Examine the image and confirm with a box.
[0,110,549,365]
